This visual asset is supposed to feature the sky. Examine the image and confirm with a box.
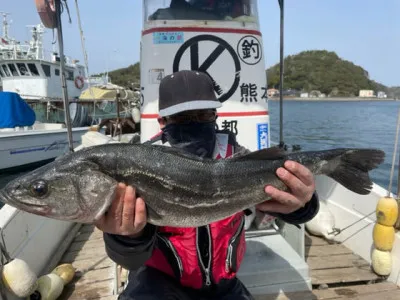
[2,0,400,86]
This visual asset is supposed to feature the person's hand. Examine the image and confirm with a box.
[95,183,147,237]
[256,161,315,214]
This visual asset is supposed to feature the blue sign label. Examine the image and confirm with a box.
[153,32,184,44]
[257,123,269,150]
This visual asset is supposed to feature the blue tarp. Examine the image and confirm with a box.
[0,92,36,128]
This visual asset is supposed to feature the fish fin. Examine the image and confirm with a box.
[145,144,207,160]
[324,149,385,195]
[231,146,286,161]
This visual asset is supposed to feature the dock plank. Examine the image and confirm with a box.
[74,231,104,242]
[57,224,117,299]
[352,289,400,300]
[311,265,381,285]
[60,279,116,300]
[306,254,369,270]
[71,256,113,272]
[306,244,353,257]
[60,246,107,263]
[257,282,400,300]
[79,224,97,233]
[73,267,115,286]
[305,234,331,246]
[68,238,106,252]
[59,226,398,299]
[313,282,400,299]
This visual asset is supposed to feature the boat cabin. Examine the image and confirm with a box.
[0,19,87,100]
[0,54,87,101]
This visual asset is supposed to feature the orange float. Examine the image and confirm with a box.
[35,0,57,29]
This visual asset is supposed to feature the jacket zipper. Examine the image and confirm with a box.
[196,226,212,286]
[158,235,183,277]
[225,216,245,273]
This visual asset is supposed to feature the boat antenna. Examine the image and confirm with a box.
[0,12,11,40]
[278,0,285,148]
[55,0,74,153]
[74,0,97,122]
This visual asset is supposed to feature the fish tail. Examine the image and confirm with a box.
[323,149,385,195]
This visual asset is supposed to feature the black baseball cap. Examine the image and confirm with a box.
[158,70,222,117]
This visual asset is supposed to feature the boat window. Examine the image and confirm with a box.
[8,63,19,76]
[41,64,51,77]
[55,68,60,76]
[17,63,30,76]
[65,70,74,81]
[0,68,4,77]
[28,63,40,76]
[144,0,258,22]
[1,65,10,77]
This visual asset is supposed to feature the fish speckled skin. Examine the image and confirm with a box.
[0,143,385,227]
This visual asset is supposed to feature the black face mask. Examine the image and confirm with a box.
[161,121,217,158]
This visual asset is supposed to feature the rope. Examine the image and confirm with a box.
[61,0,72,23]
[387,105,400,197]
[0,227,11,265]
[327,210,375,236]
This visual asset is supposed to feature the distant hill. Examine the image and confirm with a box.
[98,51,400,98]
[93,63,140,89]
[266,50,398,98]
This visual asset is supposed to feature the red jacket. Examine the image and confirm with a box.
[144,131,246,289]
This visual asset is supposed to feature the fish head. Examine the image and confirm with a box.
[0,158,117,223]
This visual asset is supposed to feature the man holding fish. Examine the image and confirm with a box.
[96,70,319,299]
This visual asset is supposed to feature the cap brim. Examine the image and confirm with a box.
[158,100,222,117]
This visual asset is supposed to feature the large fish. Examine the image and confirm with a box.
[0,143,385,227]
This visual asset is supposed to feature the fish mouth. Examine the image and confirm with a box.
[0,189,13,206]
[0,189,51,216]
[19,203,52,216]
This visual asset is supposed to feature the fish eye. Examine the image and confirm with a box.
[30,180,48,198]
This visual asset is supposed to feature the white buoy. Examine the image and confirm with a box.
[32,273,65,300]
[1,258,38,298]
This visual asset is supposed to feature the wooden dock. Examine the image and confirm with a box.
[57,225,400,300]
[58,225,117,300]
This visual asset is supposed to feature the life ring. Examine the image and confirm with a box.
[35,0,57,29]
[74,76,85,89]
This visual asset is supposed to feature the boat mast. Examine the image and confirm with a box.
[26,24,45,60]
[33,24,45,60]
[0,12,10,40]
[74,0,90,81]
[55,0,74,153]
[278,0,285,148]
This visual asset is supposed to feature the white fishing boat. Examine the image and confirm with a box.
[0,11,139,172]
[0,125,89,173]
[0,91,90,173]
[0,11,91,173]
[0,1,399,300]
